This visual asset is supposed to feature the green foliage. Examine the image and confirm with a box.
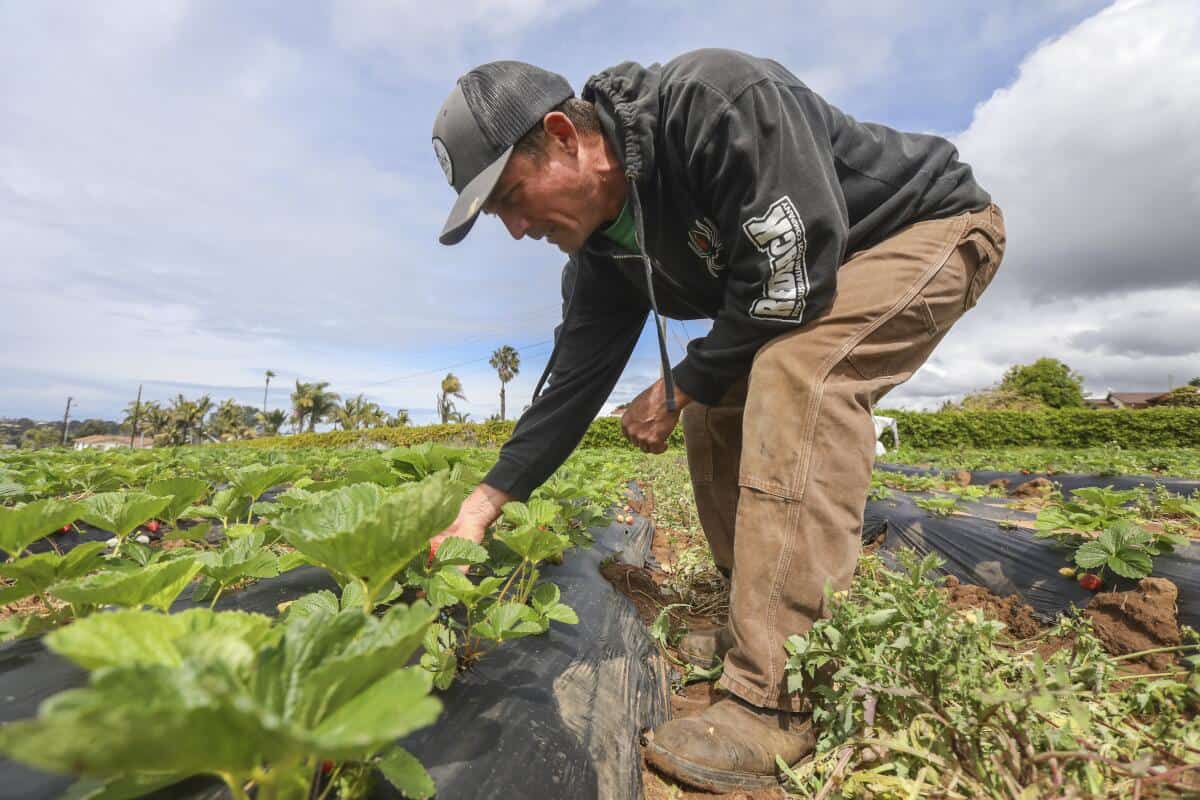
[999,357,1085,408]
[145,477,210,527]
[194,531,280,606]
[0,541,107,609]
[0,498,80,558]
[232,416,685,451]
[1150,385,1200,407]
[49,557,204,612]
[913,496,960,516]
[1035,486,1139,533]
[1073,522,1157,579]
[377,746,436,799]
[878,408,1200,449]
[780,551,1200,798]
[0,603,441,800]
[45,608,275,670]
[273,475,458,612]
[80,492,173,539]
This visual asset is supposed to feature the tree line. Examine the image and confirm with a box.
[943,358,1200,411]
[44,346,523,449]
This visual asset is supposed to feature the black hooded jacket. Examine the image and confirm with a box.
[483,49,991,499]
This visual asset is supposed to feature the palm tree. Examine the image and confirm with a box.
[335,394,387,430]
[263,369,276,416]
[140,402,168,444]
[389,409,411,427]
[291,380,341,433]
[489,345,520,421]
[193,394,214,444]
[166,394,203,446]
[256,409,287,436]
[290,380,310,433]
[212,398,253,441]
[121,399,142,437]
[436,373,466,424]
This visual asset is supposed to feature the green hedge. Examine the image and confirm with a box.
[237,409,1200,452]
[877,409,1200,449]
[237,416,685,451]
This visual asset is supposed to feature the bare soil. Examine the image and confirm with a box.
[1009,477,1055,498]
[1085,577,1182,670]
[609,479,1191,797]
[942,575,1044,638]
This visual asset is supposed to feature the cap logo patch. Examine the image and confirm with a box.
[432,137,453,185]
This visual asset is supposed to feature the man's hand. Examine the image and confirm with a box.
[621,378,692,454]
[430,483,514,567]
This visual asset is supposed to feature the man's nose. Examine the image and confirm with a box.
[500,210,530,240]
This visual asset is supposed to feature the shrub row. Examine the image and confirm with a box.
[238,409,1199,452]
[877,408,1200,449]
[237,416,685,451]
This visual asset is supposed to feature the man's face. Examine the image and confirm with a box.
[483,143,603,254]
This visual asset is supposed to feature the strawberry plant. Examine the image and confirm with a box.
[48,556,203,612]
[79,491,175,555]
[145,476,211,530]
[914,495,960,516]
[272,474,458,613]
[193,530,281,607]
[1073,520,1188,580]
[0,498,80,559]
[0,602,442,800]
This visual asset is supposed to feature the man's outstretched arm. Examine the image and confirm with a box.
[431,482,514,549]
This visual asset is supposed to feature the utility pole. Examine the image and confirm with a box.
[61,396,73,447]
[129,384,143,448]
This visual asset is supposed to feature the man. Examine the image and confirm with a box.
[430,50,1004,792]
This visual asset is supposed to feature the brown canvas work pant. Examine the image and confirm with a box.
[681,204,1006,711]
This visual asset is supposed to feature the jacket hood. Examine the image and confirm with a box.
[583,61,662,183]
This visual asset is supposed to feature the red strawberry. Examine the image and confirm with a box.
[60,524,73,533]
[1078,573,1102,591]
[145,520,160,534]
[427,541,438,566]
[320,760,334,775]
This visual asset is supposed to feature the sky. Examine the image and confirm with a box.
[2,0,1198,425]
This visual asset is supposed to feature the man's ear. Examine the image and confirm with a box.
[542,111,578,156]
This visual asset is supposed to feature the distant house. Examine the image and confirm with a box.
[73,434,153,451]
[1083,390,1169,410]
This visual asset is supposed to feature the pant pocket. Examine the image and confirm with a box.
[963,205,1006,312]
[845,287,949,382]
[681,405,714,484]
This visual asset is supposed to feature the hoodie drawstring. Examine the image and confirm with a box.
[530,179,677,415]
[627,177,677,412]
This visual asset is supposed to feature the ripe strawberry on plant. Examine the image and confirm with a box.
[1078,573,1102,591]
[145,520,160,534]
[59,524,72,533]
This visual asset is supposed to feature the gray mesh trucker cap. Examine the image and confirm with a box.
[432,61,573,245]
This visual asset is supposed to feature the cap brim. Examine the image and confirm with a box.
[438,145,514,246]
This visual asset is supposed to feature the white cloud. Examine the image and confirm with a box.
[330,0,601,76]
[883,0,1200,409]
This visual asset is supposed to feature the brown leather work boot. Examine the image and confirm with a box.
[676,625,733,668]
[643,696,815,792]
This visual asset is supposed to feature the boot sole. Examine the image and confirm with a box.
[643,739,783,793]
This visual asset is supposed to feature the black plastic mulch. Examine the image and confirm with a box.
[0,515,668,799]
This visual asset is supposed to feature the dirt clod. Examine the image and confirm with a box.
[1085,577,1182,670]
[1009,477,1054,498]
[943,580,1044,639]
[988,478,1011,492]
